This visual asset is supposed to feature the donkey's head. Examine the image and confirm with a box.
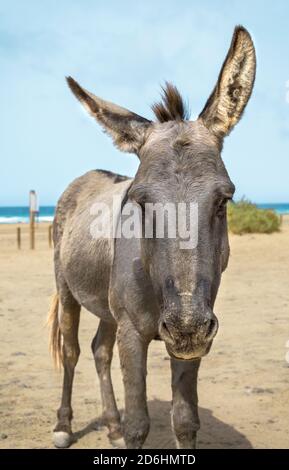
[67,26,256,360]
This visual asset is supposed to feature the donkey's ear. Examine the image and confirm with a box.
[66,77,152,154]
[198,26,256,139]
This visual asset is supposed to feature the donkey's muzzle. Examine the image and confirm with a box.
[158,311,219,360]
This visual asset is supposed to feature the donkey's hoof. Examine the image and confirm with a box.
[176,437,197,449]
[109,430,126,449]
[110,436,126,448]
[53,431,72,448]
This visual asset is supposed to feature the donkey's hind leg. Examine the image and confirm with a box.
[91,320,124,447]
[53,295,81,448]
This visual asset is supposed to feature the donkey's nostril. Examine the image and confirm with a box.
[159,320,175,345]
[205,316,218,339]
[207,319,215,336]
[162,321,169,334]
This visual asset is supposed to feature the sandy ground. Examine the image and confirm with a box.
[0,218,289,449]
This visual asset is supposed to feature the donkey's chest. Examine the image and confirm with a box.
[109,240,160,337]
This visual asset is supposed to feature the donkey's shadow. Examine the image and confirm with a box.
[74,399,252,449]
[145,400,252,449]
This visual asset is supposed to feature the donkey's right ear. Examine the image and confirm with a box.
[66,77,152,155]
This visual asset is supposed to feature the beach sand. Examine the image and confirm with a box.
[0,218,289,449]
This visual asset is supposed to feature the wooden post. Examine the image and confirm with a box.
[17,227,21,250]
[48,224,52,248]
[30,210,35,250]
[29,190,37,250]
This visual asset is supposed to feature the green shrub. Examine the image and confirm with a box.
[227,199,281,234]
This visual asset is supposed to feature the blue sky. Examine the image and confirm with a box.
[1,0,288,205]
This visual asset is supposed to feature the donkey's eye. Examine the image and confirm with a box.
[130,195,146,211]
[128,185,149,209]
[216,198,229,217]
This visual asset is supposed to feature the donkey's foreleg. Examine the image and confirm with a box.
[170,358,201,449]
[91,320,123,447]
[53,301,80,448]
[117,318,150,449]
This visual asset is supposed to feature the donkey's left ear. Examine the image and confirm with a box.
[199,26,256,139]
[66,77,152,154]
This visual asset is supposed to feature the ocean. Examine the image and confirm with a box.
[256,203,289,214]
[0,203,288,224]
[0,206,55,224]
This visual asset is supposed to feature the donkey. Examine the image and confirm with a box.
[48,26,256,449]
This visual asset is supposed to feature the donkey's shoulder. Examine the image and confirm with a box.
[57,169,131,211]
[53,169,132,246]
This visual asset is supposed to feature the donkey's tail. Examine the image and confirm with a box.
[47,293,62,369]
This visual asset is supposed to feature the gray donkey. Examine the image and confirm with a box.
[48,26,256,449]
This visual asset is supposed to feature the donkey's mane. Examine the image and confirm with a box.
[152,82,190,123]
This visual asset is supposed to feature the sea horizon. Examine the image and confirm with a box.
[0,203,288,224]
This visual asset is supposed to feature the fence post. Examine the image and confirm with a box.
[48,224,53,248]
[17,227,21,250]
[30,210,35,250]
[29,190,37,250]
